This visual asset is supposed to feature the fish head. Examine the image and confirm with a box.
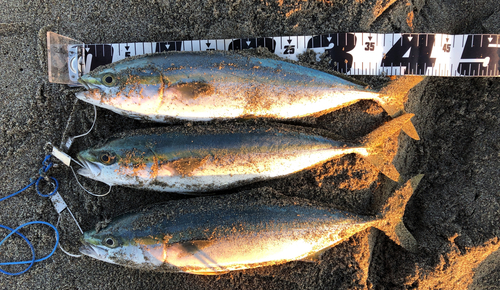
[80,215,165,268]
[76,67,123,105]
[80,227,144,266]
[76,147,121,186]
[80,229,116,263]
[76,60,164,107]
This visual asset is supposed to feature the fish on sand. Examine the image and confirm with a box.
[77,114,415,193]
[79,175,423,274]
[76,51,422,140]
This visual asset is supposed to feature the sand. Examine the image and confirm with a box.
[0,0,499,289]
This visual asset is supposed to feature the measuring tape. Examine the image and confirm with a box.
[46,32,500,85]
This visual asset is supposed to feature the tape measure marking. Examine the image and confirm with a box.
[67,33,500,79]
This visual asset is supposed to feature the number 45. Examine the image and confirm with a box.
[443,44,451,53]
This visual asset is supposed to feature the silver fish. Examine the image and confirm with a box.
[76,51,421,140]
[76,114,415,192]
[79,175,422,274]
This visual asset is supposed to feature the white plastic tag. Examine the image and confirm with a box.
[51,146,72,167]
[50,192,68,214]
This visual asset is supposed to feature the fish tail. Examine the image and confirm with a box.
[361,113,415,181]
[376,76,424,140]
[374,174,423,252]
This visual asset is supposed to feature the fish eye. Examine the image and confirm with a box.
[101,73,116,86]
[100,152,116,164]
[103,236,118,248]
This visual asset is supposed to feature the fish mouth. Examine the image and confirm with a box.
[75,90,91,102]
[80,242,109,261]
[75,89,102,105]
[77,155,102,178]
[78,78,91,90]
[77,75,99,90]
[79,243,98,256]
[76,76,102,104]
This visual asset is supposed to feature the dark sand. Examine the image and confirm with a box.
[1,0,500,289]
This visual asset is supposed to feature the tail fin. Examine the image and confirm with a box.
[376,76,424,140]
[374,174,423,252]
[361,113,415,181]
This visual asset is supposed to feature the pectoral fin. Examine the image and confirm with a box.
[178,240,214,253]
[167,239,214,259]
[171,82,214,99]
[171,156,209,177]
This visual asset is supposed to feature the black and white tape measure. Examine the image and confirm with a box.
[49,32,500,85]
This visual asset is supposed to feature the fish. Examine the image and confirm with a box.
[79,175,423,274]
[76,114,415,192]
[75,51,421,140]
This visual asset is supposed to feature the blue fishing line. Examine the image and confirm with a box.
[0,222,59,276]
[0,155,58,202]
[0,180,35,203]
[0,155,60,276]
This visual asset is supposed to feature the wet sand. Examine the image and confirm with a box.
[1,0,499,289]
